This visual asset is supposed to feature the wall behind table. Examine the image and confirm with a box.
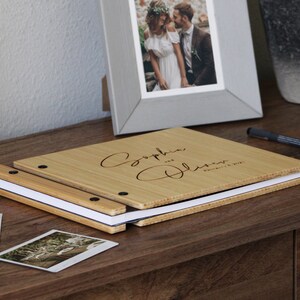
[0,0,273,141]
[0,0,109,141]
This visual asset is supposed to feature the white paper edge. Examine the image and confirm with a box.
[1,172,299,226]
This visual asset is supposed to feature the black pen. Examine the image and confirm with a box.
[247,127,300,148]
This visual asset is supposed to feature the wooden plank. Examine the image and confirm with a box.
[297,230,300,299]
[0,164,126,234]
[0,165,125,215]
[61,232,294,299]
[1,187,300,299]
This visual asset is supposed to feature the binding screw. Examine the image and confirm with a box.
[118,192,128,196]
[38,165,48,169]
[9,170,18,175]
[90,197,100,202]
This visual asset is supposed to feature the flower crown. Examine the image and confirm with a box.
[147,6,169,15]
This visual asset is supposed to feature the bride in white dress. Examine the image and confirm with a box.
[144,0,189,91]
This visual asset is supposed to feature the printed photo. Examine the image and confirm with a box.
[0,230,118,272]
[135,0,217,92]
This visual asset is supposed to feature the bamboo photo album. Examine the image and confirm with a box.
[0,128,299,234]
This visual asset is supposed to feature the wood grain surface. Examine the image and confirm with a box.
[0,82,299,299]
[13,127,300,209]
[62,232,294,300]
[0,164,126,215]
[0,164,127,234]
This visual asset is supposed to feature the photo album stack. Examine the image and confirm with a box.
[0,128,299,234]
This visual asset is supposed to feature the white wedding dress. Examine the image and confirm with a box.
[144,30,181,91]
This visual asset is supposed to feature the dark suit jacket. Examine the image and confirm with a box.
[180,26,217,86]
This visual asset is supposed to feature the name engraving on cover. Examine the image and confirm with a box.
[100,148,186,168]
[136,161,245,181]
[100,148,246,181]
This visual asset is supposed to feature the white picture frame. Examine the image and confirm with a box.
[99,0,262,135]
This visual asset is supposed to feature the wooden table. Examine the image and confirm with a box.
[0,82,299,299]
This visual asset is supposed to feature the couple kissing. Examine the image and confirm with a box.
[144,0,216,91]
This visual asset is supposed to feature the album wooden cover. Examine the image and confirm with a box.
[12,128,300,209]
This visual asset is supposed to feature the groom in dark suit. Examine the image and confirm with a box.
[173,3,216,86]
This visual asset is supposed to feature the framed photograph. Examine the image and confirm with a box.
[99,0,262,135]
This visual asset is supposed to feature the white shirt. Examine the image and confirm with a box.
[182,24,194,70]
